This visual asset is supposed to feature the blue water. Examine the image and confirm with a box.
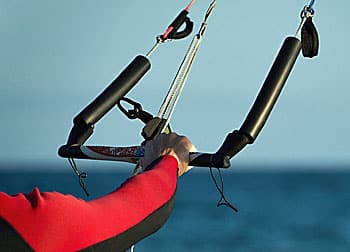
[1,163,350,252]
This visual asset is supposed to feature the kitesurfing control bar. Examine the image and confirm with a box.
[65,55,151,146]
[60,37,303,168]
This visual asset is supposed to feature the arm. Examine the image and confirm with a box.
[0,155,178,252]
[0,133,194,252]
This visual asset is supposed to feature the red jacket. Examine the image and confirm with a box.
[0,155,178,252]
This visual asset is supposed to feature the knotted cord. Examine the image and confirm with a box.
[68,158,90,196]
[210,167,238,212]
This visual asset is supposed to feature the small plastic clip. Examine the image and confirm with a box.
[161,10,194,41]
[118,97,153,124]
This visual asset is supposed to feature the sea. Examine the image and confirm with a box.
[1,162,350,252]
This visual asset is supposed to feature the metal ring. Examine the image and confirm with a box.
[300,5,315,19]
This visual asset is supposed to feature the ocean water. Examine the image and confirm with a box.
[1,163,350,252]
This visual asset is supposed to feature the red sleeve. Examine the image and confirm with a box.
[0,155,178,252]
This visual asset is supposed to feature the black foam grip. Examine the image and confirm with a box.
[240,37,301,142]
[74,55,151,126]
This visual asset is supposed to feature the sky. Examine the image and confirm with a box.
[0,0,349,169]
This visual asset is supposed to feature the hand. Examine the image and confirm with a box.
[140,133,196,176]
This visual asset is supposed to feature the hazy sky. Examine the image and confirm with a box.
[0,1,349,168]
